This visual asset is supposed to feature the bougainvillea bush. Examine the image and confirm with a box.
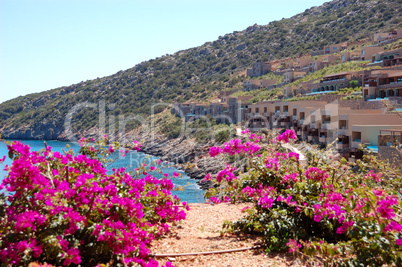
[0,137,187,266]
[205,129,402,266]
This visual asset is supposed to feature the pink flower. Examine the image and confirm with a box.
[216,165,237,183]
[384,221,402,232]
[305,167,328,182]
[377,195,398,219]
[396,239,402,246]
[173,172,179,178]
[336,221,354,234]
[63,248,81,266]
[132,141,141,151]
[203,173,212,181]
[286,239,302,252]
[241,206,251,213]
[288,152,299,160]
[242,186,256,197]
[314,215,322,222]
[208,197,222,204]
[258,195,274,209]
[209,146,222,157]
[276,129,297,143]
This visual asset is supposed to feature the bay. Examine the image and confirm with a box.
[0,139,205,203]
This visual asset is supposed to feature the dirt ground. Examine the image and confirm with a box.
[151,203,307,267]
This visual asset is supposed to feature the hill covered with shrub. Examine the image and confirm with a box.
[0,0,401,140]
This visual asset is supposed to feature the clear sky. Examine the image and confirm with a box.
[0,0,329,103]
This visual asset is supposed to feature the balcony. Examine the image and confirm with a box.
[299,119,305,125]
[319,136,327,143]
[364,81,377,87]
[338,127,348,136]
[322,77,346,83]
[378,81,402,89]
[336,142,349,150]
[263,112,267,117]
[283,111,289,116]
[321,121,332,130]
[352,139,362,148]
[272,121,278,127]
[292,115,298,120]
[310,122,317,129]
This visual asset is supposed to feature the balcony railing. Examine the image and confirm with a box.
[336,143,348,150]
[377,81,402,89]
[364,82,377,87]
[321,121,331,130]
[322,77,346,83]
[352,140,362,149]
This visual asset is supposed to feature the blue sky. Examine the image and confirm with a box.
[0,0,328,103]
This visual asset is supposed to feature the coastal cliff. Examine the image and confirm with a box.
[124,129,227,189]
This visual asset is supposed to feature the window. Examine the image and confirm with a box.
[342,55,345,61]
[333,47,337,50]
[362,50,365,55]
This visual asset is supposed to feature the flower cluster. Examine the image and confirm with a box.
[275,129,297,143]
[216,165,237,183]
[286,239,302,253]
[204,129,402,266]
[0,139,186,266]
[209,138,261,158]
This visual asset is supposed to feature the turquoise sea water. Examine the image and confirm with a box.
[0,140,205,203]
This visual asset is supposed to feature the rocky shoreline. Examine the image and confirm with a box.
[121,130,227,190]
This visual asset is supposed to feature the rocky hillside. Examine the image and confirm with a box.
[0,0,401,140]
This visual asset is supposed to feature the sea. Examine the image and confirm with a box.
[0,139,205,203]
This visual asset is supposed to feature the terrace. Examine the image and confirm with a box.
[336,135,350,150]
[351,131,362,148]
[378,129,402,147]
